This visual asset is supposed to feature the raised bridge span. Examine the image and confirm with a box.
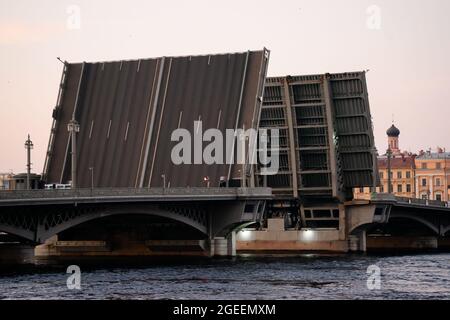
[2,50,449,257]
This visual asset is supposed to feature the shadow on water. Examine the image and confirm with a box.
[0,252,350,276]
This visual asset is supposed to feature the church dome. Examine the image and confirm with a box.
[386,124,400,137]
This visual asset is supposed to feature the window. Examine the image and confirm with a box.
[421,194,427,200]
[436,163,441,169]
[379,172,384,179]
[436,178,441,187]
[422,178,427,186]
[397,184,402,193]
[406,184,411,193]
[359,187,364,193]
[380,185,384,193]
[406,171,411,179]
[436,193,442,201]
[422,163,427,169]
[397,171,402,179]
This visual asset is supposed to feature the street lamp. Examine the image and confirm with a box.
[203,176,210,188]
[161,174,166,189]
[386,147,392,194]
[67,119,80,189]
[89,167,94,191]
[24,134,33,190]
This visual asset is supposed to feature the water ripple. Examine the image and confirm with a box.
[1,253,450,300]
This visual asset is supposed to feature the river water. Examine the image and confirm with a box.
[0,253,449,300]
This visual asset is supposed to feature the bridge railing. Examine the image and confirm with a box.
[396,196,449,207]
[372,193,450,208]
[0,187,273,200]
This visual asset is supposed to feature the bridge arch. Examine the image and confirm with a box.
[214,221,259,238]
[36,205,209,243]
[347,212,441,237]
[0,226,35,243]
[388,214,440,236]
[0,211,37,242]
[349,222,376,235]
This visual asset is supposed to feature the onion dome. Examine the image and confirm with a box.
[386,124,400,137]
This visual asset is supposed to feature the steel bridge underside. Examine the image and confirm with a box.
[348,196,450,237]
[0,188,271,243]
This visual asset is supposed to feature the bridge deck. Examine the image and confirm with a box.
[0,187,273,206]
[358,193,450,211]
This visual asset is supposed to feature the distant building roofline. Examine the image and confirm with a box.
[416,151,450,160]
[12,173,41,179]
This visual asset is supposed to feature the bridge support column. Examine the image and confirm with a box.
[209,232,236,257]
[338,204,346,240]
[228,231,236,256]
[34,235,58,257]
[348,230,367,252]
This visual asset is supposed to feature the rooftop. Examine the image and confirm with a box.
[378,155,415,169]
[12,173,41,179]
[416,152,450,160]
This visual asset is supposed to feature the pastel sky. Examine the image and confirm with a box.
[1,0,449,174]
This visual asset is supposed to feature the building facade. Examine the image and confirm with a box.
[415,150,450,201]
[354,123,415,199]
[0,172,13,190]
[9,173,42,190]
[354,156,416,199]
[354,122,449,202]
[377,154,416,197]
[0,173,41,190]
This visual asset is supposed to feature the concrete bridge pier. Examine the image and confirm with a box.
[209,232,236,257]
[348,230,367,252]
[345,203,378,252]
[366,236,438,251]
[35,234,239,260]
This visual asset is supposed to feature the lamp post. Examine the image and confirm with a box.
[161,174,166,189]
[24,134,33,190]
[89,167,94,191]
[203,176,210,188]
[371,147,378,193]
[444,149,448,202]
[67,119,80,189]
[387,147,392,194]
